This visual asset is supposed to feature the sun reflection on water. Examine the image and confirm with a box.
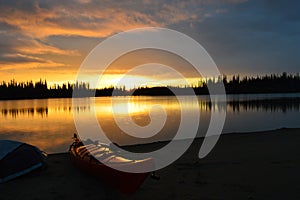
[0,95,299,153]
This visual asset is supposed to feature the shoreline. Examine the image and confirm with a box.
[1,128,300,199]
[119,127,299,148]
[0,92,300,101]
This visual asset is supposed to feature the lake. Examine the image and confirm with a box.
[0,94,299,153]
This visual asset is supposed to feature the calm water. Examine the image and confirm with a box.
[0,94,299,153]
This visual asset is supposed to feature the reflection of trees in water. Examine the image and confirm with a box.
[1,105,91,118]
[1,98,298,118]
[198,100,227,112]
[1,107,48,118]
[227,98,300,113]
[197,97,300,113]
[72,106,90,113]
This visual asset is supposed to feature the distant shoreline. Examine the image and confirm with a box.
[0,91,300,101]
[1,73,300,100]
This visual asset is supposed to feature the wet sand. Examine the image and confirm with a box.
[1,128,300,200]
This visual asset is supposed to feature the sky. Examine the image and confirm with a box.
[0,0,299,88]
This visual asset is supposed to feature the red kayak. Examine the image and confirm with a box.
[69,135,154,194]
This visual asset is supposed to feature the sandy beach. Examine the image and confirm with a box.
[1,128,300,200]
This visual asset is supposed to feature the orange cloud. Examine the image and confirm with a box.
[0,5,159,39]
[12,39,79,57]
[0,0,248,84]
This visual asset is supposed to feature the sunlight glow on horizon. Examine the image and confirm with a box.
[78,74,203,90]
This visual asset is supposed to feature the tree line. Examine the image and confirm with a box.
[0,73,299,100]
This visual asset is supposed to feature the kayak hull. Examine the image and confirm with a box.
[69,142,153,194]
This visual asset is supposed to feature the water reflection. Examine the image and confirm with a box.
[94,97,182,146]
[0,95,299,153]
[228,98,300,113]
[2,96,298,119]
[0,105,93,118]
[1,107,49,118]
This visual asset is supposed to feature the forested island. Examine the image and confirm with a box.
[0,73,299,100]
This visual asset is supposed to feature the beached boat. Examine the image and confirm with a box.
[0,140,47,183]
[69,135,154,194]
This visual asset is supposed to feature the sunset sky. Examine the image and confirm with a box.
[0,0,299,88]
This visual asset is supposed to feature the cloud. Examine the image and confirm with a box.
[0,27,78,73]
[0,0,157,38]
[0,53,45,64]
[0,0,247,39]
[103,49,200,79]
[1,0,298,84]
[1,0,244,82]
[173,0,300,75]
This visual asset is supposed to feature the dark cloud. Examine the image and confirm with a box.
[44,35,103,55]
[0,0,38,12]
[0,54,44,64]
[0,23,28,57]
[173,0,300,75]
